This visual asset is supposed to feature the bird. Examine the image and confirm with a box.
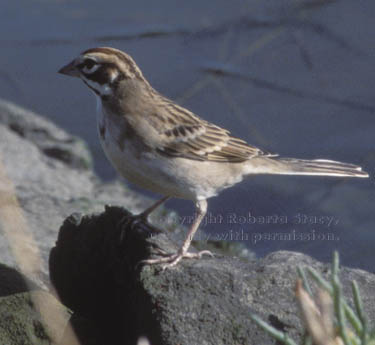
[58,47,369,269]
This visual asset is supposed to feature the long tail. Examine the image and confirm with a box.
[247,157,369,178]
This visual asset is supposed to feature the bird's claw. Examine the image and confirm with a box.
[139,249,214,270]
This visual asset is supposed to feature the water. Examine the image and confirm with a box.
[1,0,374,271]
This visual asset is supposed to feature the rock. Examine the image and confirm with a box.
[0,99,158,285]
[61,314,102,345]
[49,206,375,345]
[0,263,39,297]
[49,207,163,345]
[0,99,93,171]
[0,263,70,345]
[0,290,72,345]
[0,263,102,345]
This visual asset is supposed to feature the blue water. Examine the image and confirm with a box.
[1,0,374,271]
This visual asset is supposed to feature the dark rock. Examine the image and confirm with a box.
[50,206,375,345]
[50,206,164,345]
[0,263,39,297]
[64,314,103,345]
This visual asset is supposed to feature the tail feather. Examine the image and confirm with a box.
[248,157,369,178]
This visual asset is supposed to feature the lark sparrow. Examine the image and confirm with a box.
[59,47,369,269]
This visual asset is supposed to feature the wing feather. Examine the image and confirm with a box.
[153,98,275,162]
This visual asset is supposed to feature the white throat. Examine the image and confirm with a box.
[96,95,102,113]
[95,95,105,132]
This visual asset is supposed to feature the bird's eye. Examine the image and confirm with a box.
[77,58,98,74]
[84,59,96,69]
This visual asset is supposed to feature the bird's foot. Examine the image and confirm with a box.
[140,249,214,270]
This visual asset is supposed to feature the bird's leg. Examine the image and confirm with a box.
[177,199,210,258]
[137,196,170,221]
[141,199,214,269]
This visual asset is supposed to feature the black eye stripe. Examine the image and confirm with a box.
[83,69,107,84]
[82,63,124,85]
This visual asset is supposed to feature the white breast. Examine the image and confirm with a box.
[96,98,192,198]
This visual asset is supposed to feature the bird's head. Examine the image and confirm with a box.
[58,47,146,98]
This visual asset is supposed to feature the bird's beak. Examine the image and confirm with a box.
[58,60,80,77]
